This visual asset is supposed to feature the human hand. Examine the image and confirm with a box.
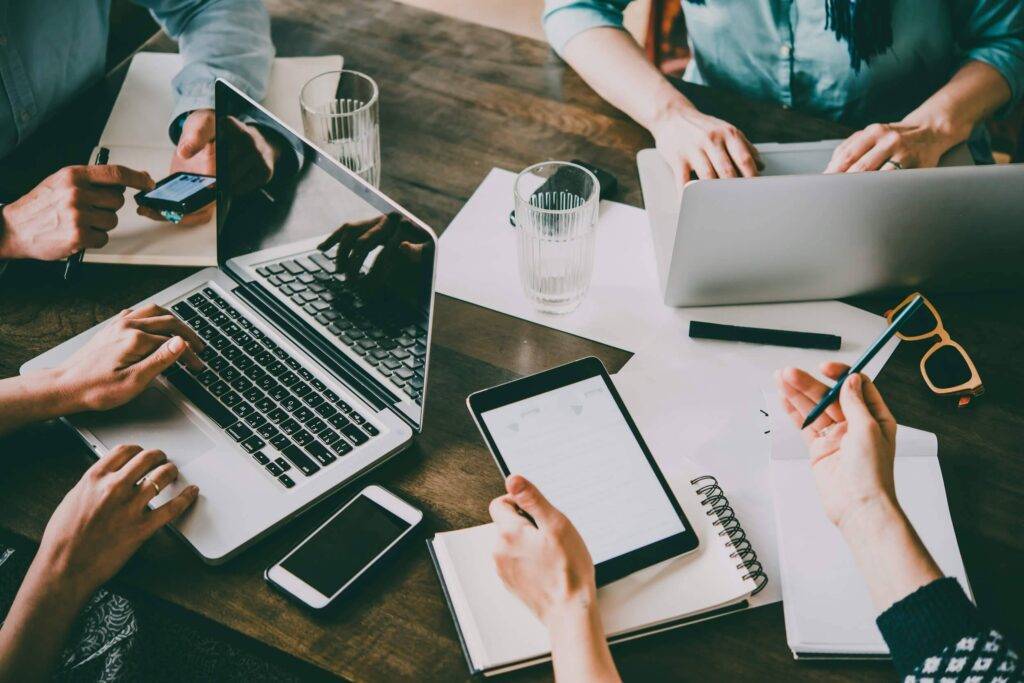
[36,444,199,599]
[319,212,431,286]
[650,103,762,184]
[825,121,957,173]
[137,109,217,227]
[488,475,596,625]
[53,305,205,413]
[0,165,154,261]
[775,363,899,530]
[218,115,281,195]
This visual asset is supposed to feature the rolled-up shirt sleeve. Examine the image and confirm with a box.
[543,0,632,56]
[954,0,1024,115]
[138,0,275,134]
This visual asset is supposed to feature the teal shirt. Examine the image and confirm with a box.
[544,0,1024,135]
[0,0,274,158]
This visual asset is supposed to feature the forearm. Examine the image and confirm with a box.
[0,551,91,682]
[547,600,620,683]
[561,28,697,132]
[0,370,79,436]
[902,60,1012,148]
[838,496,943,613]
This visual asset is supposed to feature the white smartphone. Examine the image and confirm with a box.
[265,485,423,609]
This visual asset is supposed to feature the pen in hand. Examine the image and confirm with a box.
[801,295,924,429]
[64,147,111,282]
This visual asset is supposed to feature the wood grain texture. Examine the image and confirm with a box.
[1,1,1021,681]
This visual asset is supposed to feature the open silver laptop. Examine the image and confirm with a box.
[22,80,437,563]
[638,140,1024,306]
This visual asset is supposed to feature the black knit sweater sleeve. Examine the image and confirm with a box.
[876,577,1020,681]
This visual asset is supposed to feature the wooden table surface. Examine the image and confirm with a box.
[1,1,1022,681]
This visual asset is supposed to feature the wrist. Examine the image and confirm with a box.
[542,586,599,629]
[643,86,699,133]
[33,367,88,416]
[837,494,906,545]
[0,204,17,260]
[902,109,970,149]
[22,543,94,610]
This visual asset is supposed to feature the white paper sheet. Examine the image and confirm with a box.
[437,168,670,351]
[769,410,972,656]
[88,52,343,266]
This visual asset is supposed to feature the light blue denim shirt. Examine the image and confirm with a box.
[543,0,1024,132]
[0,0,274,158]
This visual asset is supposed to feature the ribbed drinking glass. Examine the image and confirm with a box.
[300,69,381,187]
[513,162,600,314]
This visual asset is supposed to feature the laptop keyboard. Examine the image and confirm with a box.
[164,286,381,489]
[252,251,427,403]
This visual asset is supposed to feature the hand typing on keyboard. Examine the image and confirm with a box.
[51,304,206,412]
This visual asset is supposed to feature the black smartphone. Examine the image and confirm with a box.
[533,160,618,201]
[135,172,216,218]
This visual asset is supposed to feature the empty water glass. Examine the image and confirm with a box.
[513,162,600,314]
[300,69,381,187]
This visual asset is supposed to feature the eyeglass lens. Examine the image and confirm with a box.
[924,345,973,389]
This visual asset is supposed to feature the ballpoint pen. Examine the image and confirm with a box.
[801,295,924,429]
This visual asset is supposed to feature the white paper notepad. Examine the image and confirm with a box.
[769,412,972,659]
[88,52,343,266]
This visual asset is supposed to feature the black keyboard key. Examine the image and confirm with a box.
[307,417,327,434]
[269,385,290,401]
[281,396,302,412]
[253,451,270,465]
[221,367,241,383]
[311,379,327,391]
[329,414,351,430]
[279,371,299,387]
[241,435,266,453]
[298,368,314,381]
[209,356,230,372]
[329,439,353,456]
[273,348,288,360]
[363,423,379,437]
[270,434,290,450]
[232,402,255,417]
[320,429,340,445]
[244,387,265,403]
[187,292,206,305]
[231,376,253,392]
[292,382,311,398]
[198,369,218,386]
[172,301,199,321]
[244,365,266,381]
[245,413,267,429]
[306,441,336,466]
[227,422,253,441]
[279,474,295,488]
[302,393,324,408]
[273,457,291,472]
[268,408,289,424]
[281,419,301,435]
[337,400,352,413]
[255,397,275,412]
[342,424,368,446]
[266,462,283,476]
[267,360,286,376]
[221,391,241,407]
[256,375,277,392]
[211,336,231,351]
[164,366,235,428]
[286,358,302,371]
[281,445,320,476]
[349,411,366,425]
[294,430,314,447]
[209,380,230,397]
[294,407,315,423]
[324,389,340,402]
[315,402,338,418]
[258,423,279,440]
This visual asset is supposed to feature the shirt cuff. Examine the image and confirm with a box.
[962,47,1024,118]
[543,4,627,56]
[168,89,216,144]
[876,577,984,677]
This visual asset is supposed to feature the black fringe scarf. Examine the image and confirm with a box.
[685,0,894,72]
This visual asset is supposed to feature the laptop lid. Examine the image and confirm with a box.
[214,79,437,431]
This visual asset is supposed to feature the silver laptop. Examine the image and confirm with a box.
[637,140,1024,306]
[22,80,437,563]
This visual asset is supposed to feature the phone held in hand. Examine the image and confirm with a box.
[135,172,216,222]
[264,485,423,609]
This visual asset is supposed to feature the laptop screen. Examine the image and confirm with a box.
[214,80,436,430]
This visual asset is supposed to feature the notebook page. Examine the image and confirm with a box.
[771,416,971,654]
[433,473,752,670]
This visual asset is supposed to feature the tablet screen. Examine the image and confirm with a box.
[479,375,686,564]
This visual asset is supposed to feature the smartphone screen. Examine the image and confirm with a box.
[280,495,413,598]
[144,173,215,203]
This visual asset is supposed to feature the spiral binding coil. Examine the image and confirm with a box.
[691,475,769,595]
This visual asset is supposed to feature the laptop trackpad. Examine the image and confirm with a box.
[77,386,214,468]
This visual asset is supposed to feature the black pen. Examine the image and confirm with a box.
[64,147,109,282]
[801,295,924,429]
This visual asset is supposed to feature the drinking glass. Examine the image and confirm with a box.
[513,162,600,314]
[300,69,381,187]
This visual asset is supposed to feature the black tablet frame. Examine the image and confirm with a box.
[466,356,699,586]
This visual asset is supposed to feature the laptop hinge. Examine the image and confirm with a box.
[232,280,404,419]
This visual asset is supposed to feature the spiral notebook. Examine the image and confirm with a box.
[428,470,767,677]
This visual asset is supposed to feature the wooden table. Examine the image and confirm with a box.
[2,1,1021,680]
